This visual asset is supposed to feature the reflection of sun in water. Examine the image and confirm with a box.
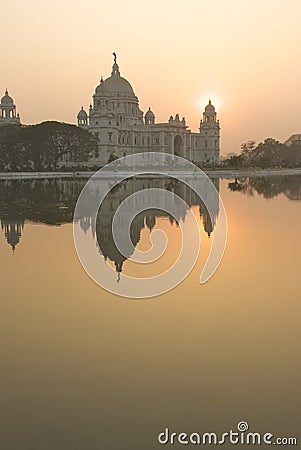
[198,93,223,111]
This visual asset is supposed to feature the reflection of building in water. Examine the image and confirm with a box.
[80,217,95,235]
[201,206,216,237]
[1,176,300,258]
[92,177,220,274]
[1,219,24,252]
[0,177,220,259]
[97,208,145,274]
[75,54,220,166]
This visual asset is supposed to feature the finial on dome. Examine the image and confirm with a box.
[5,88,8,95]
[100,76,103,82]
[111,52,120,76]
[209,98,211,104]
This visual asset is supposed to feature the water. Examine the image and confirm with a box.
[1,175,300,449]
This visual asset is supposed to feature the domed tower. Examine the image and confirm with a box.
[1,219,24,252]
[199,100,220,164]
[80,53,145,163]
[0,89,21,126]
[145,107,155,125]
[77,106,88,128]
[203,100,217,123]
[90,53,144,129]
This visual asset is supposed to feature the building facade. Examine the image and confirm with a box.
[0,89,21,126]
[77,55,220,166]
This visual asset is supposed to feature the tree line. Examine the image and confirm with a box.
[223,138,301,168]
[0,122,98,171]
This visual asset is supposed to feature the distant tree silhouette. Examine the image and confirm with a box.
[223,154,245,168]
[0,121,98,171]
[224,137,301,168]
[241,140,256,161]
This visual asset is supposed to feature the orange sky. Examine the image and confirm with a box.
[1,0,301,154]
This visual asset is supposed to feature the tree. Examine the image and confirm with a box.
[237,137,299,168]
[251,138,285,167]
[224,154,245,168]
[241,140,256,160]
[0,122,98,171]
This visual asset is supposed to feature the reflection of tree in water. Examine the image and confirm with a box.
[228,176,301,200]
[0,178,86,223]
[0,178,86,251]
[0,177,220,263]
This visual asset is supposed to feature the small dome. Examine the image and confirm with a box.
[145,107,155,118]
[205,99,215,112]
[1,89,14,105]
[77,106,87,119]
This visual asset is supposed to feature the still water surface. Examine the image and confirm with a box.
[1,176,300,449]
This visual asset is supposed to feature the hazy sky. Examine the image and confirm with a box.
[1,0,301,153]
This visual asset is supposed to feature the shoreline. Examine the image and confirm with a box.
[0,168,301,180]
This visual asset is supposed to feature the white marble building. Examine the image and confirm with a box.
[77,54,220,166]
[0,89,21,126]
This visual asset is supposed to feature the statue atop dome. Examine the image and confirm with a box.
[111,52,120,76]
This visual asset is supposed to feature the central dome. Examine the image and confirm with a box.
[95,75,134,95]
[95,58,135,96]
